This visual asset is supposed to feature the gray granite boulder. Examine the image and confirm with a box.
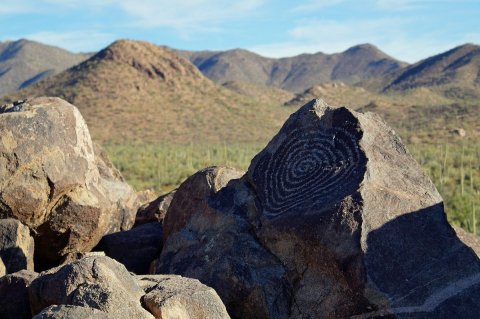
[156,99,480,318]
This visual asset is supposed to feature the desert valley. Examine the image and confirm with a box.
[0,37,480,318]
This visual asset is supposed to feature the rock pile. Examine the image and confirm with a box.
[0,97,229,318]
[0,97,139,270]
[0,256,229,319]
[1,96,479,319]
[155,99,480,318]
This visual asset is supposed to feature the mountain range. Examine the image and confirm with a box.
[0,39,91,95]
[382,43,480,99]
[2,38,479,144]
[3,40,292,144]
[178,43,407,92]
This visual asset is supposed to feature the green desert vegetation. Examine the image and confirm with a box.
[5,40,479,234]
[105,138,480,235]
[105,98,480,234]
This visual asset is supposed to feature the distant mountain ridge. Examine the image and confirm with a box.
[381,43,480,99]
[0,39,91,95]
[178,43,408,92]
[4,40,291,144]
[2,38,479,108]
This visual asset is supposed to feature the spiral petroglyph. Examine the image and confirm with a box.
[252,124,366,218]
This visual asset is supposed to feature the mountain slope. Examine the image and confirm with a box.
[0,39,91,95]
[4,40,291,144]
[179,44,407,92]
[383,43,480,99]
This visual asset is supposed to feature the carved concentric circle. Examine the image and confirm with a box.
[253,126,366,218]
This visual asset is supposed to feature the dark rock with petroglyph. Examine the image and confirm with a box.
[0,218,34,274]
[137,274,230,319]
[157,99,480,318]
[0,270,38,319]
[29,256,154,318]
[0,97,139,269]
[94,222,163,274]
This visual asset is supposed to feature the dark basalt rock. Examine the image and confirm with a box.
[135,190,176,226]
[156,99,480,318]
[94,222,163,274]
[156,166,291,319]
[0,270,38,319]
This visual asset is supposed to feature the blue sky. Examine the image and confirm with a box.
[0,0,479,63]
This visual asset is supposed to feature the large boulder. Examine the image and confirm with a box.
[94,222,163,274]
[156,99,480,318]
[0,270,38,319]
[137,275,230,319]
[0,218,34,274]
[156,166,292,319]
[29,256,154,318]
[0,97,139,269]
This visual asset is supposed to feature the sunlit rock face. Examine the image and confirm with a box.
[0,97,139,270]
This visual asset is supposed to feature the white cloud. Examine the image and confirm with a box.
[3,0,266,32]
[374,0,475,11]
[248,17,464,63]
[0,0,37,14]
[116,0,266,31]
[26,31,114,52]
[32,0,266,32]
[293,0,345,12]
[251,18,406,57]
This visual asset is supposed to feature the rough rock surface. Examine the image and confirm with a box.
[94,222,163,274]
[135,190,176,226]
[0,270,38,319]
[137,275,230,319]
[156,166,292,318]
[156,99,480,318]
[455,226,480,256]
[33,305,114,319]
[0,258,5,276]
[0,97,138,269]
[29,256,154,318]
[0,218,34,273]
[93,142,140,233]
